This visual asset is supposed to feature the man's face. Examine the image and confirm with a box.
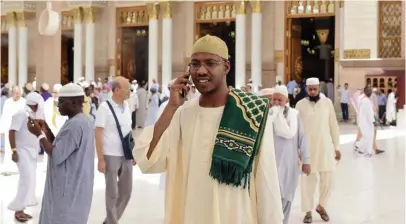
[246,86,252,92]
[393,88,397,93]
[190,52,230,94]
[272,93,287,107]
[344,84,348,89]
[12,88,21,100]
[306,85,320,97]
[27,104,38,113]
[58,97,71,115]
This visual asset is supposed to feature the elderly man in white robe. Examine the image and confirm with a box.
[271,85,311,224]
[134,34,283,224]
[354,86,376,157]
[8,92,44,222]
[295,77,341,223]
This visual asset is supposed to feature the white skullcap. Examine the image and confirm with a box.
[26,92,44,106]
[273,85,289,98]
[41,83,50,91]
[59,83,85,97]
[132,80,137,84]
[306,77,320,85]
[372,88,378,92]
[258,88,274,96]
[246,83,252,87]
[79,77,85,82]
[91,81,96,86]
[53,84,62,93]
[82,81,90,88]
[25,83,33,91]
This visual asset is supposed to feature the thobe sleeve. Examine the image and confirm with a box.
[327,100,340,150]
[255,116,284,224]
[133,109,181,174]
[52,126,81,165]
[297,115,310,164]
[9,112,25,131]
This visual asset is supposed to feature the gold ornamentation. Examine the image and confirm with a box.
[16,12,30,27]
[61,11,74,30]
[316,29,329,45]
[235,1,246,14]
[161,2,171,19]
[83,7,98,23]
[250,0,261,13]
[294,56,302,80]
[147,3,159,20]
[72,7,83,24]
[274,50,284,63]
[108,59,116,66]
[343,49,371,59]
[334,48,339,62]
[340,1,344,8]
[6,12,16,28]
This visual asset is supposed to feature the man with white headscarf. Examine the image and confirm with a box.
[295,77,340,223]
[8,92,44,222]
[271,85,311,224]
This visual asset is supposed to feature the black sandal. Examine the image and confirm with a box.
[316,207,330,221]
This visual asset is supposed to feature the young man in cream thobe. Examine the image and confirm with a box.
[386,87,397,126]
[134,35,283,224]
[295,77,341,223]
[8,92,45,222]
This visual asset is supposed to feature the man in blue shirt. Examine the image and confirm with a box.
[377,89,387,123]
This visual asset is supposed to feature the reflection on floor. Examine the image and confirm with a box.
[0,124,404,224]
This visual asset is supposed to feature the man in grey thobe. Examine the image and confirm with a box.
[27,83,95,224]
[271,85,311,224]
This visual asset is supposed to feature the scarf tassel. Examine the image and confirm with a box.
[209,157,251,188]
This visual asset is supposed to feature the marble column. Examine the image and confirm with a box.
[84,7,97,82]
[235,2,246,89]
[147,3,159,86]
[161,2,172,91]
[7,12,17,86]
[73,8,83,83]
[17,12,28,87]
[250,0,262,92]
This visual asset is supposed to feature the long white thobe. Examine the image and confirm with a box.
[0,97,26,154]
[295,97,340,173]
[386,92,397,123]
[8,108,39,211]
[134,98,283,224]
[357,97,375,155]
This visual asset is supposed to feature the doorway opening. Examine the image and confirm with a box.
[61,31,74,85]
[197,21,236,87]
[1,34,8,83]
[287,16,335,84]
[120,26,149,84]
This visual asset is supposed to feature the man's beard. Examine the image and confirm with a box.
[308,94,320,102]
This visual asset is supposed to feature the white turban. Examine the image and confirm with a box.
[26,92,45,120]
[59,83,85,97]
[132,80,137,84]
[273,85,289,98]
[258,88,274,96]
[82,81,90,88]
[53,84,62,93]
[306,77,320,85]
[42,83,50,91]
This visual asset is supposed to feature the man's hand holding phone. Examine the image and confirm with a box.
[168,73,191,108]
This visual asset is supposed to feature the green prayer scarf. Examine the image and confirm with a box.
[209,88,270,189]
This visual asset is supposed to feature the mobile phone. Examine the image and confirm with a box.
[181,71,191,99]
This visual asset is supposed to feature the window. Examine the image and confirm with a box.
[378,1,402,58]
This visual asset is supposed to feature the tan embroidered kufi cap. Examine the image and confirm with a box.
[192,35,229,59]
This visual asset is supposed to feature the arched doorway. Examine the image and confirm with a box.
[60,11,75,85]
[1,16,9,83]
[285,1,337,84]
[194,2,236,87]
[116,6,149,84]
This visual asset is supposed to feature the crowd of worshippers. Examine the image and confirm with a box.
[0,34,398,224]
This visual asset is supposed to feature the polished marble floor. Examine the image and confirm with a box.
[0,124,405,224]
